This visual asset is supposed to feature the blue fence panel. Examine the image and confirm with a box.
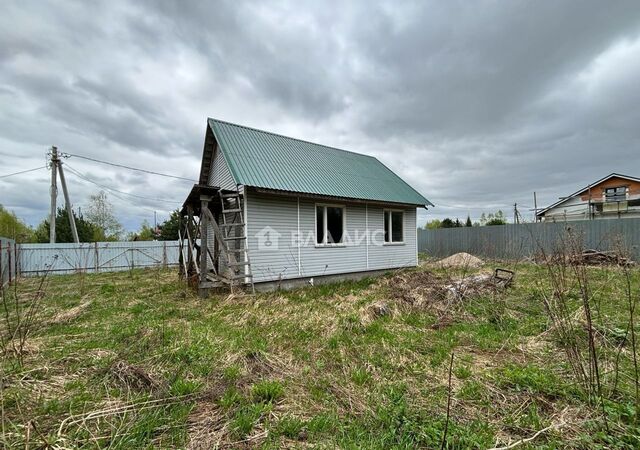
[17,241,180,276]
[418,219,640,260]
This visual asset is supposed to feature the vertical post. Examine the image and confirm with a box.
[50,146,58,243]
[186,206,194,275]
[14,241,18,279]
[7,242,12,284]
[94,242,99,273]
[199,198,209,286]
[533,192,538,222]
[163,241,167,268]
[57,160,79,243]
[178,213,184,278]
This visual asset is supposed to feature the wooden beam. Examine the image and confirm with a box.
[202,207,234,269]
[199,198,209,284]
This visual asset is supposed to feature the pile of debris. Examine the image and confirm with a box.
[444,269,514,301]
[434,252,484,269]
[570,249,634,266]
[381,267,514,314]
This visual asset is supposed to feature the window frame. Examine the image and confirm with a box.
[315,203,347,247]
[383,209,405,245]
[604,186,627,203]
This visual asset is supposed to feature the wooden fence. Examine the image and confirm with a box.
[418,218,640,260]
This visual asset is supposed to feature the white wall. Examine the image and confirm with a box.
[246,190,418,283]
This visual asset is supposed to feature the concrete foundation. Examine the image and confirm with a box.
[252,267,407,292]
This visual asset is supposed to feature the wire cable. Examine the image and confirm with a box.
[63,152,197,182]
[0,166,45,179]
[64,164,184,204]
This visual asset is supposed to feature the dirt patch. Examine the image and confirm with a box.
[186,385,230,450]
[108,360,162,392]
[360,301,393,325]
[435,252,484,269]
[48,299,92,325]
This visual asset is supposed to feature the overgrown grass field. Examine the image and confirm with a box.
[1,258,639,448]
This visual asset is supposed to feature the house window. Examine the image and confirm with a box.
[316,205,345,245]
[384,210,404,243]
[605,186,627,202]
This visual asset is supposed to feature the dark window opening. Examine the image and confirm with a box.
[316,205,344,245]
[391,211,403,242]
[384,210,404,243]
[384,211,390,242]
[316,206,324,244]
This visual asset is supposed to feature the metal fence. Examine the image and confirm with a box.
[418,218,640,260]
[16,240,180,276]
[1,237,17,287]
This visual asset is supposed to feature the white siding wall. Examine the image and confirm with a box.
[207,146,236,190]
[246,190,418,283]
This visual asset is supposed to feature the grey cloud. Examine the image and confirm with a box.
[1,0,640,231]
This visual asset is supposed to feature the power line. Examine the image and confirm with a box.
[64,164,184,205]
[63,152,197,182]
[0,166,45,179]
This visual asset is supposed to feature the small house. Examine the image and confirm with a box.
[179,119,432,294]
[536,173,640,222]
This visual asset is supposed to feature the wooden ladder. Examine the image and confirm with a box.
[218,190,255,294]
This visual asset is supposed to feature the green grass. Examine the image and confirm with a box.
[1,261,639,448]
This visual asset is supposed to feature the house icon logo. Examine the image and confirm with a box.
[255,226,281,251]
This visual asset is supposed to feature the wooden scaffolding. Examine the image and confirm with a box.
[178,184,255,296]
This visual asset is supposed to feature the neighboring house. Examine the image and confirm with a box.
[536,173,640,222]
[179,118,432,294]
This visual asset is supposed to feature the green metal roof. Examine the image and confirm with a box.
[208,118,433,207]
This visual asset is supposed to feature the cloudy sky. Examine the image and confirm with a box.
[1,0,640,231]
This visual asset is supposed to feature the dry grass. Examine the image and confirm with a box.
[1,261,639,448]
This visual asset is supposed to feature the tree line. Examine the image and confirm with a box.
[0,191,180,243]
[425,210,507,229]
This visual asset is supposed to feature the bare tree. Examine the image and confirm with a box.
[85,191,123,241]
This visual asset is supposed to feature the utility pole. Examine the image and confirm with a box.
[513,203,520,224]
[57,159,79,243]
[49,146,58,243]
[49,146,79,244]
[533,192,538,222]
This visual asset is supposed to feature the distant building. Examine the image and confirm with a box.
[536,173,640,222]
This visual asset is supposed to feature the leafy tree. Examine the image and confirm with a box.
[128,220,156,241]
[480,210,507,226]
[158,210,180,241]
[0,204,34,242]
[35,208,98,243]
[486,210,507,226]
[85,191,123,241]
[441,218,455,228]
[465,215,472,227]
[440,218,463,228]
[425,219,442,229]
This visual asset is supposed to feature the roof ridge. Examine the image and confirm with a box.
[208,117,377,160]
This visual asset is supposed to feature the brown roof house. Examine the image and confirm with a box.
[536,173,640,222]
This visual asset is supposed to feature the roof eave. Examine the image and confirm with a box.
[251,186,430,208]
